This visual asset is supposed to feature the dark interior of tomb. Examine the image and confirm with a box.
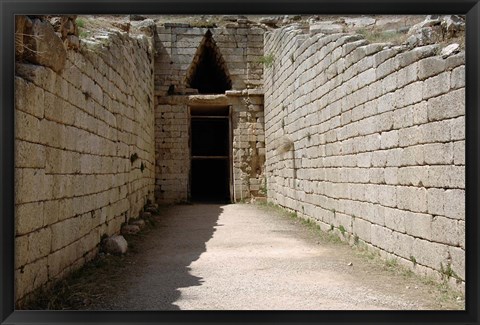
[188,31,232,94]
[190,109,230,202]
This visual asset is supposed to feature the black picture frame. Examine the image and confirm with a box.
[1,0,479,324]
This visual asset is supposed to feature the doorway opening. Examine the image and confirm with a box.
[190,106,231,203]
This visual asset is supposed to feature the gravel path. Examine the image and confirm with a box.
[89,203,463,310]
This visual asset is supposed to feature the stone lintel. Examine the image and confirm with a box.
[188,94,229,106]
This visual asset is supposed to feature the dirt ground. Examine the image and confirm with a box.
[62,203,465,311]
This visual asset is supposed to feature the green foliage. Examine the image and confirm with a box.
[259,53,275,68]
[385,257,398,268]
[79,30,90,39]
[357,28,407,45]
[440,262,459,280]
[75,18,86,28]
[353,234,359,245]
[410,255,417,266]
[338,225,346,235]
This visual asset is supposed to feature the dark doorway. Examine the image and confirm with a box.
[190,106,231,203]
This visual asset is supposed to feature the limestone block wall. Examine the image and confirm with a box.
[154,96,190,203]
[154,23,265,204]
[14,31,155,303]
[154,23,264,95]
[264,26,465,290]
[228,91,266,201]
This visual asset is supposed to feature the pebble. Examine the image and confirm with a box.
[347,262,353,266]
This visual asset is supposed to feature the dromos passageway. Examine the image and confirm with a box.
[86,204,463,310]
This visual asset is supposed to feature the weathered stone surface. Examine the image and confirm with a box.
[103,235,128,255]
[24,19,67,72]
[14,22,156,302]
[259,17,278,27]
[441,43,460,58]
[441,15,465,38]
[344,17,376,29]
[132,19,156,36]
[310,22,344,35]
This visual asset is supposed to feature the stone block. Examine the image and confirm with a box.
[15,168,53,204]
[15,110,41,143]
[450,65,465,89]
[15,257,48,300]
[444,189,465,220]
[380,130,399,149]
[397,81,423,108]
[15,77,45,119]
[417,56,446,80]
[427,88,465,122]
[450,116,465,141]
[427,188,445,216]
[377,185,397,208]
[420,120,451,143]
[15,201,44,236]
[15,63,57,93]
[422,71,451,100]
[423,142,453,165]
[51,217,81,251]
[384,207,406,233]
[398,126,422,147]
[24,19,67,72]
[384,167,398,184]
[396,62,418,88]
[26,227,52,263]
[15,140,46,169]
[449,246,465,280]
[371,224,393,252]
[412,238,449,269]
[453,141,465,165]
[396,186,427,213]
[431,216,462,246]
[352,218,372,242]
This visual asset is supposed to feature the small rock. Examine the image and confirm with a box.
[347,262,353,266]
[121,224,141,235]
[103,235,128,255]
[259,17,278,27]
[441,43,460,58]
[145,206,157,214]
[141,211,152,219]
[130,219,146,229]
[130,15,147,21]
[406,286,410,289]
[66,35,79,49]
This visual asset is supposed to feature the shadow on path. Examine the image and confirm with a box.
[99,204,222,310]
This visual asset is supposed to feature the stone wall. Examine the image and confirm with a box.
[14,28,155,303]
[264,25,465,290]
[154,23,265,203]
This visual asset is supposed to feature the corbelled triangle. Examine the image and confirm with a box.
[185,30,232,94]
